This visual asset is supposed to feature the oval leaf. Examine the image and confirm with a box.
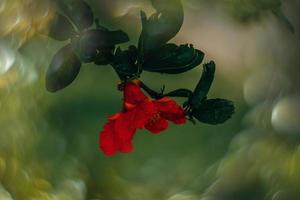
[142,43,204,74]
[48,13,75,41]
[192,98,235,125]
[68,1,94,31]
[71,29,129,63]
[93,48,114,66]
[138,0,184,53]
[46,44,81,92]
[188,61,215,108]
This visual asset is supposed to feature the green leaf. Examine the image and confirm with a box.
[142,43,204,74]
[112,47,139,80]
[188,61,215,108]
[46,44,81,92]
[48,13,75,41]
[138,0,184,53]
[192,98,235,125]
[71,29,129,63]
[93,49,114,66]
[64,0,94,31]
[109,30,130,45]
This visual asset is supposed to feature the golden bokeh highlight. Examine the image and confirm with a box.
[0,0,55,48]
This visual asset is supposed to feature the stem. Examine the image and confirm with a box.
[140,82,162,99]
[164,89,192,98]
[140,81,193,100]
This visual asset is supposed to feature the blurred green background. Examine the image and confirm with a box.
[0,0,300,199]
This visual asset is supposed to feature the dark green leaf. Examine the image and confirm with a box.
[188,61,215,108]
[142,43,204,74]
[46,44,81,92]
[192,98,235,125]
[112,47,139,80]
[48,13,75,41]
[67,1,94,31]
[93,49,114,66]
[71,29,129,63]
[138,0,184,53]
[109,30,130,45]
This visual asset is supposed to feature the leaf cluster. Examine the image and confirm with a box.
[45,0,234,124]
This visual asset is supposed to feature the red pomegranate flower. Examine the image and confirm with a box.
[99,81,186,156]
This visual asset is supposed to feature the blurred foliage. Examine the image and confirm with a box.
[225,0,282,23]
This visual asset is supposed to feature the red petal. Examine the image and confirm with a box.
[124,82,148,105]
[99,120,117,156]
[123,82,156,128]
[114,113,137,141]
[119,141,134,153]
[123,100,155,129]
[99,113,137,156]
[154,97,186,124]
[145,116,169,134]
